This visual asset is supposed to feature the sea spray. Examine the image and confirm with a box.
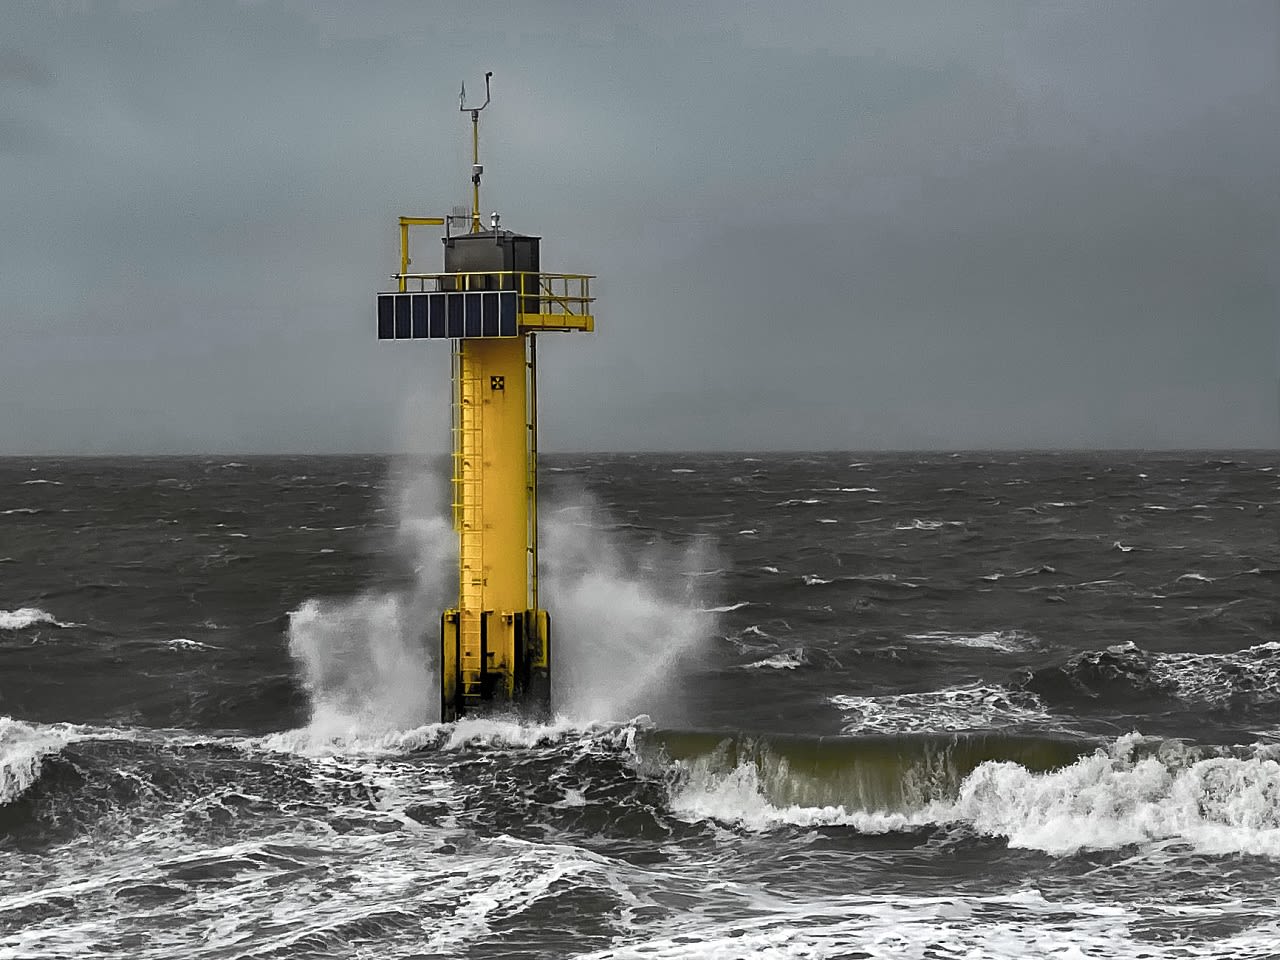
[542,495,718,723]
[0,718,71,805]
[285,466,719,736]
[286,461,454,736]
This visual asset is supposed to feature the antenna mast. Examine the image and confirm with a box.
[459,71,493,234]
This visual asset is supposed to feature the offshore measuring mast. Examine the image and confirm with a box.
[376,74,595,720]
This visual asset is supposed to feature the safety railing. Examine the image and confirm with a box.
[393,271,594,317]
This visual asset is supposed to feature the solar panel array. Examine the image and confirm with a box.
[376,291,520,340]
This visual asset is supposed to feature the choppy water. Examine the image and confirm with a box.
[1,451,1278,958]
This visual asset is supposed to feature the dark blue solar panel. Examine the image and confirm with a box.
[379,290,529,340]
[447,294,464,338]
[482,292,499,337]
[394,294,411,339]
[428,293,446,338]
[377,294,395,339]
[499,291,517,336]
[463,293,482,337]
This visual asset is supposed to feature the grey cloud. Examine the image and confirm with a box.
[0,1,1275,453]
[0,48,53,88]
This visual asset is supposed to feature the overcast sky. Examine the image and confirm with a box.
[2,1,1276,453]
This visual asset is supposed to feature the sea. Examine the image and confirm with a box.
[1,451,1278,959]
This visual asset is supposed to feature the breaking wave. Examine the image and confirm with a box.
[0,718,72,806]
[651,729,1280,858]
[0,608,75,630]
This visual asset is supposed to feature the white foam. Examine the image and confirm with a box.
[256,714,632,759]
[576,888,1280,960]
[0,718,133,803]
[164,638,219,651]
[829,684,1050,734]
[20,479,61,485]
[951,736,1280,857]
[1142,641,1280,706]
[0,607,74,630]
[907,630,1036,653]
[741,650,807,670]
[802,575,831,586]
[0,717,70,805]
[894,518,963,530]
[702,601,749,613]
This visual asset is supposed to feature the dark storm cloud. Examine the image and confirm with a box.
[1,1,1276,453]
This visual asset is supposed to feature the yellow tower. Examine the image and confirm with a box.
[376,73,595,720]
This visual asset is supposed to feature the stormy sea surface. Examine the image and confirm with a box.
[1,451,1278,959]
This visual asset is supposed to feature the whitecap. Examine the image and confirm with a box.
[702,601,749,613]
[0,607,76,630]
[0,717,70,805]
[894,518,963,531]
[742,650,807,670]
[906,630,1035,654]
[20,479,62,486]
[164,638,220,651]
[829,684,1050,734]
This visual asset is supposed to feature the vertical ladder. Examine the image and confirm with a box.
[452,344,485,706]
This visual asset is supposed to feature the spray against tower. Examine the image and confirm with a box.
[375,73,596,721]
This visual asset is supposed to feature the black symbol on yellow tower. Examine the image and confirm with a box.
[490,376,505,391]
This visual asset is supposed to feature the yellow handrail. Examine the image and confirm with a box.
[390,271,595,315]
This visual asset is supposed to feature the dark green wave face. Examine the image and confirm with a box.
[638,729,1094,811]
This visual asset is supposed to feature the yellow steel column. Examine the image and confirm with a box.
[452,334,531,708]
[399,222,409,291]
